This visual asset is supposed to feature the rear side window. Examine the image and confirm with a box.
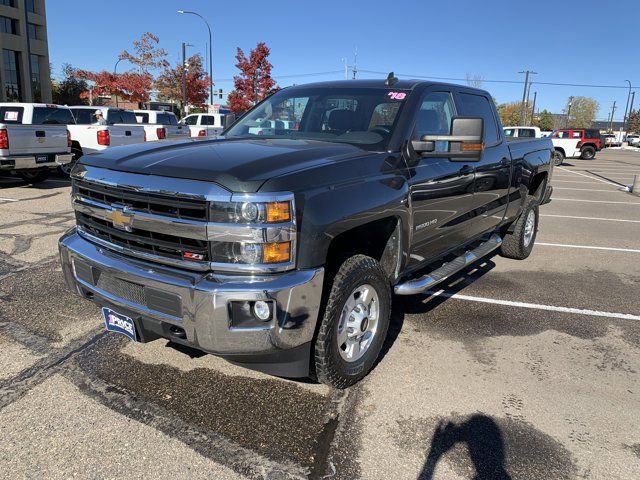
[156,113,176,125]
[519,128,535,138]
[0,106,24,124]
[136,113,150,124]
[32,107,75,125]
[457,93,499,145]
[118,111,137,124]
[203,115,217,126]
[571,131,582,138]
[184,115,197,125]
[585,129,600,139]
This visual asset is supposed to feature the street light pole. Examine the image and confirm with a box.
[178,10,213,108]
[113,58,122,107]
[566,96,573,128]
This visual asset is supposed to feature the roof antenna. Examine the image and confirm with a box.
[385,71,398,86]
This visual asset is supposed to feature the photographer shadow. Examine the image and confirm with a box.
[419,414,511,480]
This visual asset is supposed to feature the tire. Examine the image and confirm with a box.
[59,147,83,177]
[552,149,564,166]
[18,170,50,184]
[580,146,596,160]
[314,255,391,389]
[499,195,539,260]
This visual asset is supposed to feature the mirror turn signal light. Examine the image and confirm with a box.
[263,242,291,263]
[460,142,484,152]
[265,201,291,223]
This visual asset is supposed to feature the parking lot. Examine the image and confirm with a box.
[0,148,639,479]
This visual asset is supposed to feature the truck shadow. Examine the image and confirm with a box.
[377,254,498,367]
[418,414,511,480]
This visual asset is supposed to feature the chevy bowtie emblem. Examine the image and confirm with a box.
[106,207,133,231]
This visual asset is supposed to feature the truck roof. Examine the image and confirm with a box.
[282,78,490,95]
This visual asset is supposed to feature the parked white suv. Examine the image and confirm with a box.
[0,103,72,184]
[134,110,188,140]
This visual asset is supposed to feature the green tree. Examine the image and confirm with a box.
[497,101,524,126]
[566,96,599,128]
[626,109,639,134]
[51,64,88,106]
[534,109,555,131]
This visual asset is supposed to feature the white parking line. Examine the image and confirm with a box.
[541,214,640,223]
[557,167,625,187]
[553,180,609,184]
[552,198,640,205]
[0,197,19,202]
[427,290,640,321]
[554,187,624,192]
[536,242,640,253]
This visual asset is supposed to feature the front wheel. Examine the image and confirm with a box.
[552,150,565,166]
[314,255,391,389]
[18,170,50,184]
[499,196,539,260]
[580,146,596,160]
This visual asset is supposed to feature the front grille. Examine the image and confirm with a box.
[76,212,209,262]
[74,178,210,264]
[75,179,207,220]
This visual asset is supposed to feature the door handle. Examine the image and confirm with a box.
[459,165,474,175]
[125,131,131,136]
[35,130,45,137]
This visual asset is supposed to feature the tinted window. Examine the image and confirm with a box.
[585,129,600,139]
[457,93,499,144]
[106,110,122,124]
[32,107,75,124]
[184,115,197,125]
[71,109,95,125]
[136,113,150,123]
[156,113,175,125]
[119,111,137,124]
[412,92,455,142]
[203,115,217,126]
[0,106,24,124]
[519,128,535,138]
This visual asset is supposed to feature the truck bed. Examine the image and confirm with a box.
[507,136,553,159]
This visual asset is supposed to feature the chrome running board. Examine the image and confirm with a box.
[394,233,502,295]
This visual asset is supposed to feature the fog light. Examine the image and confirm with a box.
[253,300,271,321]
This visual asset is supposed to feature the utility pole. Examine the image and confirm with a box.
[352,47,358,80]
[630,91,636,122]
[519,70,537,125]
[182,42,188,117]
[566,96,573,128]
[530,91,537,125]
[621,80,632,140]
[608,101,617,132]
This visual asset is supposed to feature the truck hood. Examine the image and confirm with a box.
[78,138,370,192]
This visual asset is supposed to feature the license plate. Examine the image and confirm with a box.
[35,154,49,164]
[102,307,137,341]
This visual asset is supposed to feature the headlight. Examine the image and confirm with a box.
[210,198,292,224]
[207,193,296,271]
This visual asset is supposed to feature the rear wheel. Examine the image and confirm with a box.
[500,195,539,260]
[18,170,49,184]
[314,255,391,389]
[552,149,565,166]
[580,146,596,160]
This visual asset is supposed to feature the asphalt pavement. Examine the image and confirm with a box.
[0,148,639,479]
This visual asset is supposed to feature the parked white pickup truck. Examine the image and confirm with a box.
[181,113,225,138]
[134,110,188,140]
[503,126,543,139]
[66,107,146,170]
[0,103,72,184]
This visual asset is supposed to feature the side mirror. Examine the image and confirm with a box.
[411,117,484,161]
[223,113,236,130]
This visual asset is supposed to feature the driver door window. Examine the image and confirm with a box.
[412,92,455,152]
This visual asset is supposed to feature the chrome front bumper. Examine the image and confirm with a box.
[59,229,324,374]
[0,153,73,170]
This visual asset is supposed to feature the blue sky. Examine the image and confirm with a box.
[47,0,639,121]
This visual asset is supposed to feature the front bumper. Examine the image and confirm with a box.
[59,228,324,377]
[0,153,73,171]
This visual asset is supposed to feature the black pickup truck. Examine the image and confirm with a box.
[59,77,553,388]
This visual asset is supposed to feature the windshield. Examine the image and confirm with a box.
[225,87,410,150]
